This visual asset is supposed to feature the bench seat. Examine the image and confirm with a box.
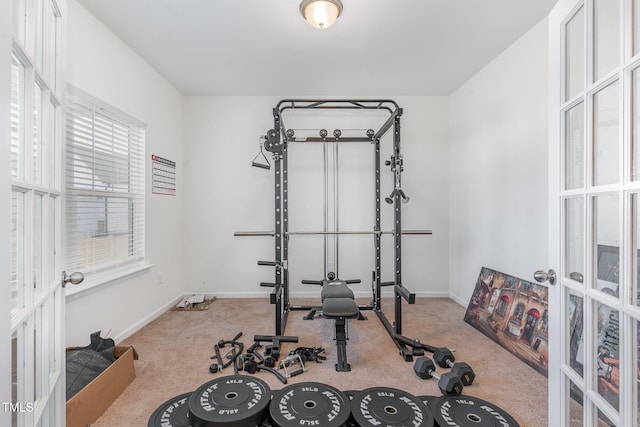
[322,297,359,319]
[321,280,355,301]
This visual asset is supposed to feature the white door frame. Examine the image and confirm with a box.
[548,2,566,425]
[5,0,67,425]
[1,1,15,425]
[550,0,640,425]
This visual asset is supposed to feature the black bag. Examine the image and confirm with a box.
[65,331,116,400]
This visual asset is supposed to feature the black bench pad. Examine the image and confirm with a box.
[321,284,355,301]
[323,298,360,319]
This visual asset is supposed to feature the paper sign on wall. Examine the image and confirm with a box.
[152,154,176,196]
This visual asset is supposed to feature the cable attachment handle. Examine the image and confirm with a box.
[385,154,410,204]
[385,188,410,204]
[251,136,271,170]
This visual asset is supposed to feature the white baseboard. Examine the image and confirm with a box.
[192,290,452,299]
[113,294,183,343]
[113,290,460,343]
[448,292,468,307]
[414,291,450,298]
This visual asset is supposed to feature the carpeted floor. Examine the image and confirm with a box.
[92,297,547,426]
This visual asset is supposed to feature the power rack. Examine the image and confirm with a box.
[236,99,434,361]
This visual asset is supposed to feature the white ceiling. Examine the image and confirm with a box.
[75,0,557,96]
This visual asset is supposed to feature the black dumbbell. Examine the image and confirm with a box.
[413,357,463,395]
[433,348,476,386]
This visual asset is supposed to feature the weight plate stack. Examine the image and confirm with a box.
[350,387,434,427]
[417,395,439,408]
[188,375,271,427]
[259,390,281,427]
[342,390,360,427]
[429,395,520,427]
[269,382,351,427]
[344,390,360,401]
[148,392,193,427]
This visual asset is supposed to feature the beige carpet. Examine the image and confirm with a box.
[92,297,547,426]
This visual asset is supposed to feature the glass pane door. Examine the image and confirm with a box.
[8,1,65,426]
[554,0,640,425]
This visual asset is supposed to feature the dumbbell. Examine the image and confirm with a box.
[433,348,476,386]
[413,357,463,395]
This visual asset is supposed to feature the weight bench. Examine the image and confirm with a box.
[302,278,361,372]
[321,279,355,300]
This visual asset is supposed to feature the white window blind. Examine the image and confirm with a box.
[65,88,146,276]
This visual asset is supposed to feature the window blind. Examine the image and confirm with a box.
[65,88,146,275]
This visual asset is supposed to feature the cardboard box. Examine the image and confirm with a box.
[66,346,138,427]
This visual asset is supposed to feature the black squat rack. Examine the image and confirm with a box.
[235,99,434,361]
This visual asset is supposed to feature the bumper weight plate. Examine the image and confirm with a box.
[188,375,271,427]
[350,387,434,427]
[417,395,438,408]
[269,382,350,427]
[148,392,192,427]
[344,390,359,401]
[429,395,520,427]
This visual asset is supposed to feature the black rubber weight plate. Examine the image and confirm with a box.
[260,391,281,427]
[350,387,434,427]
[188,375,271,427]
[344,390,360,401]
[148,392,192,427]
[269,382,350,427]
[429,395,520,427]
[417,395,438,408]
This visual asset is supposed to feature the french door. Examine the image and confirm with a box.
[549,0,640,425]
[5,0,67,425]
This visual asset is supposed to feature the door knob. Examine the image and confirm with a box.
[62,271,85,288]
[534,269,556,285]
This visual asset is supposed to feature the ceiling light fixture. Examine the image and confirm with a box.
[300,0,343,29]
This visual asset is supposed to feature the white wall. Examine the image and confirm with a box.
[64,0,185,345]
[61,2,550,345]
[448,18,549,305]
[182,96,450,298]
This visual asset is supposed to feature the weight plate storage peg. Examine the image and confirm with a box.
[188,375,271,427]
[350,387,434,427]
[429,395,520,427]
[148,392,193,427]
[269,382,350,427]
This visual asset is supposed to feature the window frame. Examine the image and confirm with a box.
[64,86,149,296]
